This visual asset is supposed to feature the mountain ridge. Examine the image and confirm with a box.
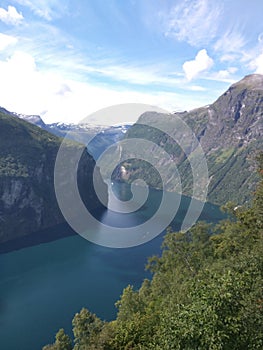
[0,106,131,161]
[113,74,263,205]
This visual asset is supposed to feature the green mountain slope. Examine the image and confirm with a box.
[0,111,107,243]
[113,74,263,205]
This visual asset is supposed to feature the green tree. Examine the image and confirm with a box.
[42,329,72,350]
[55,329,72,350]
[155,265,262,350]
[72,308,104,350]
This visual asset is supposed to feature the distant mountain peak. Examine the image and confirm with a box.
[231,73,263,90]
[15,113,46,127]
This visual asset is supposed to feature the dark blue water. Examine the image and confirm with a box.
[0,183,224,350]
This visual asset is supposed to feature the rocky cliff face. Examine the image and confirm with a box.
[113,74,263,205]
[187,74,263,151]
[0,112,108,244]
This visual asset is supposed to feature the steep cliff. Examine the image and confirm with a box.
[113,74,263,205]
[0,111,107,244]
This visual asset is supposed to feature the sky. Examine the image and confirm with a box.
[0,0,263,125]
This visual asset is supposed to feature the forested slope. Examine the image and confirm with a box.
[0,111,107,243]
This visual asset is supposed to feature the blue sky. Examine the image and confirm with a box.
[0,0,263,124]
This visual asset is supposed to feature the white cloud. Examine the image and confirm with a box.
[38,83,210,125]
[207,67,238,83]
[188,85,207,91]
[7,51,36,71]
[164,0,222,46]
[258,33,263,44]
[0,33,18,51]
[56,84,72,96]
[0,50,212,124]
[183,49,213,80]
[0,51,50,114]
[216,67,238,79]
[249,52,263,74]
[0,5,23,25]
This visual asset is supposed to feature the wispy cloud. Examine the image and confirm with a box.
[206,69,238,84]
[13,0,67,21]
[188,85,207,91]
[214,27,263,77]
[214,29,246,59]
[163,0,222,46]
[0,49,213,124]
[0,5,23,25]
[249,52,263,74]
[0,14,184,91]
[0,33,18,51]
[79,62,183,87]
[183,49,213,80]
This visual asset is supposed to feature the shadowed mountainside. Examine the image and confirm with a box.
[0,111,107,244]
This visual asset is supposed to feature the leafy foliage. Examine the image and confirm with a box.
[72,308,104,350]
[43,328,72,350]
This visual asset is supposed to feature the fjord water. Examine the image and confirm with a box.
[0,183,224,350]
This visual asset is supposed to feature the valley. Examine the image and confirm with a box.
[0,75,262,350]
[0,1,262,349]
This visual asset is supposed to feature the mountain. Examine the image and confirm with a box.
[0,106,14,115]
[0,107,131,160]
[37,122,130,160]
[0,110,108,244]
[113,74,263,205]
[47,121,107,137]
[14,113,47,129]
[85,124,130,160]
